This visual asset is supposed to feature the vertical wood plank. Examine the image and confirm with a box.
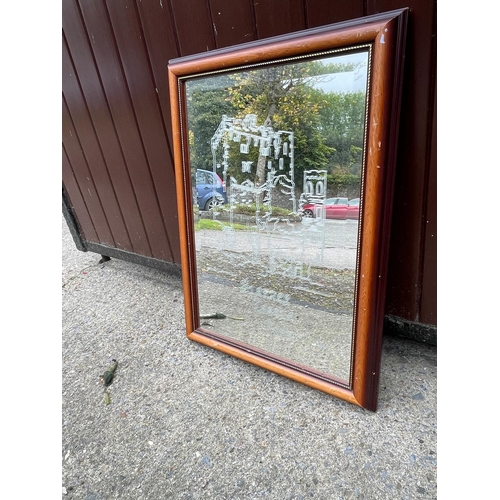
[76,0,173,261]
[169,0,216,54]
[136,0,180,148]
[62,96,115,246]
[63,0,167,258]
[62,146,99,243]
[253,0,306,39]
[207,0,256,48]
[64,0,155,257]
[105,0,181,262]
[62,36,133,251]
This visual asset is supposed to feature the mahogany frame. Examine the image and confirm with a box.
[168,9,408,411]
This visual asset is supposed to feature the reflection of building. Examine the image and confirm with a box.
[299,169,328,218]
[210,114,296,221]
[209,115,330,282]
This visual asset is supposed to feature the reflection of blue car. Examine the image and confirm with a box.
[195,169,227,210]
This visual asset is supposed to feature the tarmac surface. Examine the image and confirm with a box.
[62,217,437,499]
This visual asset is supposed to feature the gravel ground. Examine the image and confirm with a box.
[62,217,437,499]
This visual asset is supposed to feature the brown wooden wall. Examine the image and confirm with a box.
[62,0,437,330]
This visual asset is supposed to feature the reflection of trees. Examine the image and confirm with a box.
[186,57,367,189]
[228,65,333,188]
[186,86,234,170]
[317,92,367,175]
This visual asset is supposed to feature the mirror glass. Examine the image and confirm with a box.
[185,49,369,383]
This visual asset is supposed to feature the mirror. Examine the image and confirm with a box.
[168,9,408,411]
[187,50,368,383]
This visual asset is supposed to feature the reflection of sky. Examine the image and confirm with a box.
[187,50,369,94]
[313,51,368,94]
[313,72,367,93]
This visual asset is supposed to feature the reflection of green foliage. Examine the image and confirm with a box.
[194,219,251,231]
[274,86,334,178]
[228,65,336,187]
[318,92,366,175]
[186,87,233,170]
[327,172,360,191]
[186,58,366,189]
[228,64,313,119]
[231,204,291,217]
[222,139,261,185]
[307,60,356,75]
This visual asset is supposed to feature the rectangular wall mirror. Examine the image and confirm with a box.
[168,9,408,411]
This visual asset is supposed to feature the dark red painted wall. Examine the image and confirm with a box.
[62,0,436,327]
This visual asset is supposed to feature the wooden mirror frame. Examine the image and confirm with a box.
[168,8,408,411]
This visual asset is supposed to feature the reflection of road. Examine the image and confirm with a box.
[195,217,357,382]
[195,218,359,270]
[279,218,359,248]
[198,279,352,382]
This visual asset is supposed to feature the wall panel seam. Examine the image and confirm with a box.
[166,0,182,56]
[303,0,309,28]
[205,0,217,49]
[133,0,175,167]
[248,0,258,40]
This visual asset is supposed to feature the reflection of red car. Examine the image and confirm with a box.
[301,197,360,220]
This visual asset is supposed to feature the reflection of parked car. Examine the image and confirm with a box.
[300,197,360,220]
[195,169,227,210]
[346,198,360,219]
